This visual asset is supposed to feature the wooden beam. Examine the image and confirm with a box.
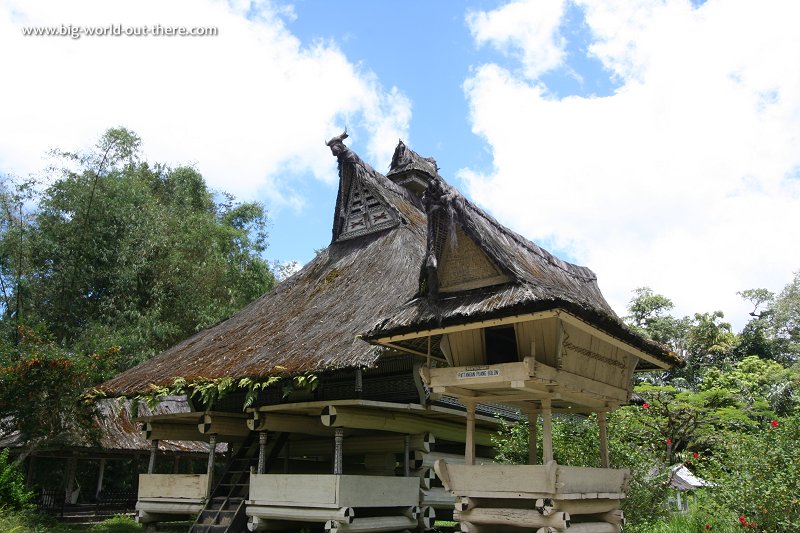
[555,522,619,533]
[248,411,332,436]
[286,433,435,457]
[372,310,559,343]
[320,406,494,447]
[427,361,533,388]
[381,341,448,363]
[526,360,630,403]
[553,499,621,515]
[247,505,354,524]
[454,508,570,530]
[140,422,209,442]
[247,517,304,531]
[325,516,418,532]
[556,310,673,370]
[510,382,613,410]
[420,487,455,508]
[197,413,250,437]
[411,451,495,470]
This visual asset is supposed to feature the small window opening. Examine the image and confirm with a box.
[485,325,519,364]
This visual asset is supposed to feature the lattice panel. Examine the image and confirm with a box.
[338,180,399,241]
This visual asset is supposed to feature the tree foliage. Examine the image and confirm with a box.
[0,128,276,454]
[0,448,32,510]
[1,127,275,368]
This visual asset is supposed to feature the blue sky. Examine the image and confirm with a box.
[2,0,800,329]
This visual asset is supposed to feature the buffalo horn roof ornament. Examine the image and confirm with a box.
[326,129,349,157]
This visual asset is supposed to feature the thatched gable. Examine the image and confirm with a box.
[98,138,426,397]
[364,170,679,369]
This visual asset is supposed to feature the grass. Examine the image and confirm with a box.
[625,506,742,533]
[0,510,193,533]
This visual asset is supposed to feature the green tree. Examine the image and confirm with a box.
[0,448,32,510]
[735,278,800,365]
[0,128,275,367]
[772,272,800,363]
[624,287,690,349]
[700,356,799,417]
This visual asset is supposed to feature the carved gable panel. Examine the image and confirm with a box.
[337,180,399,242]
[438,227,511,292]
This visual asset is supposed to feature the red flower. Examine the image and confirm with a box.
[693,451,700,459]
[771,420,779,428]
[666,438,672,445]
[740,515,747,524]
[642,402,649,409]
[705,524,711,530]
[750,521,756,528]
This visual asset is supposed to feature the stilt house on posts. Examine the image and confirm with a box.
[95,134,681,533]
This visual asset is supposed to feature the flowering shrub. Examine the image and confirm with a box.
[699,416,800,532]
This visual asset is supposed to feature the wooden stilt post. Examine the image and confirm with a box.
[334,428,344,475]
[64,454,78,504]
[283,440,290,474]
[465,401,476,466]
[95,458,106,499]
[528,410,539,465]
[355,368,363,399]
[258,431,268,474]
[206,434,217,499]
[148,440,158,474]
[541,399,553,463]
[426,336,432,369]
[25,454,36,488]
[597,411,609,468]
[404,435,411,476]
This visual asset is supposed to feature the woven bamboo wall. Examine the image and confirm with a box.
[439,227,510,292]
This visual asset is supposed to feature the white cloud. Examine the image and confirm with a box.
[0,0,410,210]
[462,0,800,329]
[467,0,567,79]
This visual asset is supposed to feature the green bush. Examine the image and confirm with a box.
[0,449,33,510]
[625,496,740,533]
[699,416,800,532]
[89,515,142,533]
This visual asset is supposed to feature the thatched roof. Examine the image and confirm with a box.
[1,397,213,455]
[98,139,427,397]
[98,137,676,398]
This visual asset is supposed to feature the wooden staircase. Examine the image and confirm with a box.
[189,432,288,533]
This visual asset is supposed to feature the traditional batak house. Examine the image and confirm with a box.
[2,397,217,517]
[95,134,680,533]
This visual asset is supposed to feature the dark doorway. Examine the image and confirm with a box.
[485,326,519,364]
